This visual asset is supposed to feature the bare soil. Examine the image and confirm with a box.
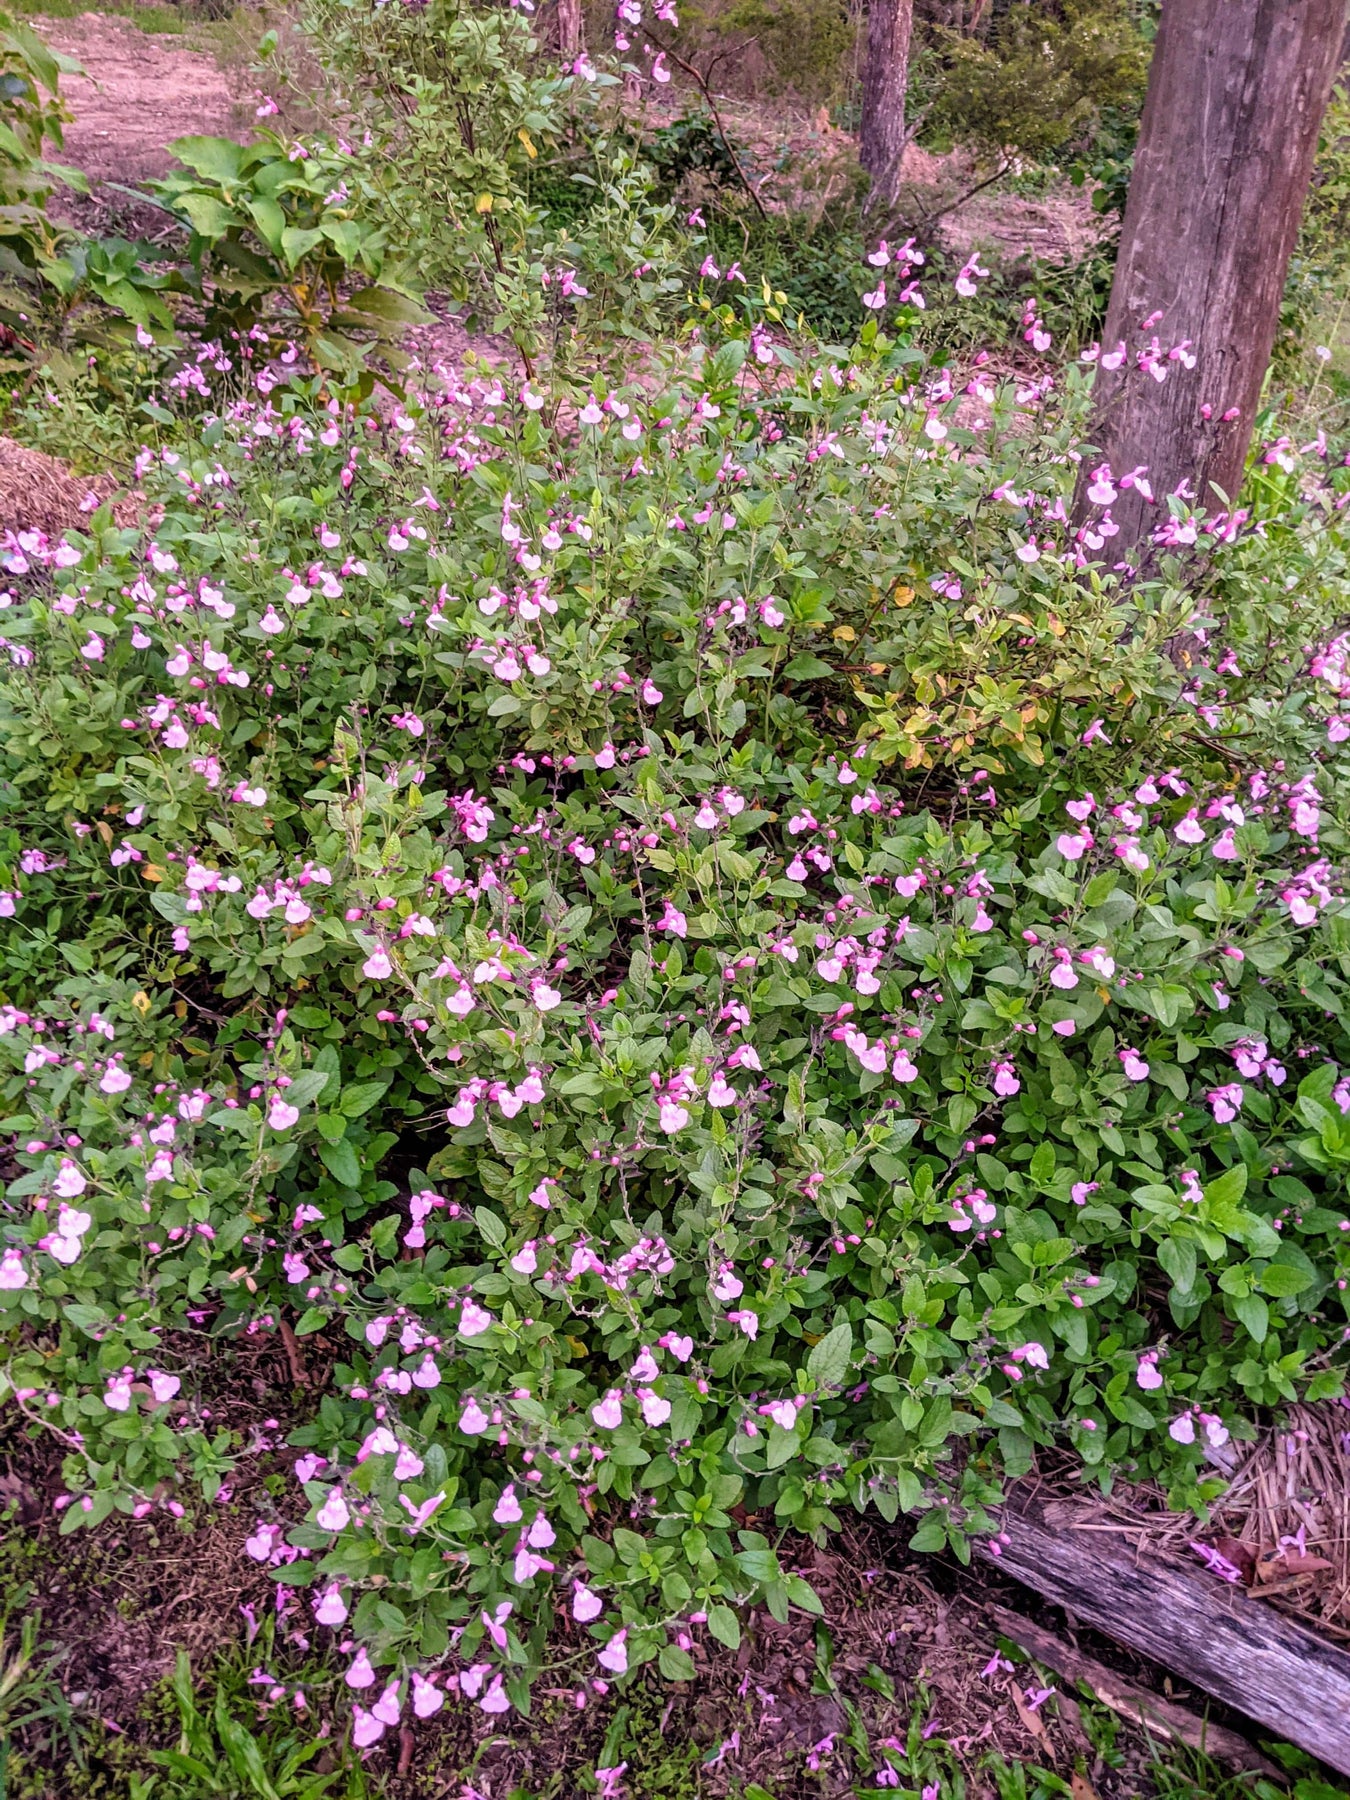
[40,10,246,234]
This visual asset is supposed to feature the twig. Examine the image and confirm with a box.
[902,155,1012,235]
[644,32,769,221]
[277,1316,309,1387]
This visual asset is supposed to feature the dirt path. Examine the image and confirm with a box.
[40,10,243,229]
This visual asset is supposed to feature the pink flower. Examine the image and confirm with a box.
[638,1388,671,1427]
[371,1682,402,1726]
[591,1389,623,1429]
[351,1706,384,1747]
[399,1491,445,1534]
[362,947,393,980]
[458,1398,489,1434]
[479,1677,510,1714]
[1207,1083,1244,1124]
[573,1583,604,1621]
[598,1629,629,1674]
[712,1265,743,1302]
[345,1647,375,1689]
[268,1096,299,1131]
[316,1490,350,1531]
[315,1584,349,1625]
[411,1671,443,1717]
[657,900,687,937]
[459,1299,493,1337]
[658,1099,690,1133]
[991,1060,1020,1097]
[494,1485,523,1526]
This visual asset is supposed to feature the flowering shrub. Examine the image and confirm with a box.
[2,315,1350,1737]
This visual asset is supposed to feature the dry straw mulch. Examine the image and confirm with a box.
[0,434,141,539]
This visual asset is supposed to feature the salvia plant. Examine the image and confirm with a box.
[1,125,1350,1749]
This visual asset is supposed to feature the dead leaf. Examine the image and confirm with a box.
[1071,1775,1101,1800]
[1213,1534,1257,1584]
[1254,1547,1333,1583]
[1011,1686,1052,1751]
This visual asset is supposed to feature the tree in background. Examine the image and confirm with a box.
[923,0,1149,175]
[557,0,583,59]
[860,0,914,213]
[1088,0,1344,549]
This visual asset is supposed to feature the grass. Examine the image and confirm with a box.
[15,0,200,33]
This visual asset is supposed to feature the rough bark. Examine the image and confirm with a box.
[859,0,914,214]
[1085,0,1343,550]
[975,1501,1350,1775]
[557,0,583,60]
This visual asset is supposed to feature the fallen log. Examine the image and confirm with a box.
[982,1604,1282,1777]
[975,1500,1350,1775]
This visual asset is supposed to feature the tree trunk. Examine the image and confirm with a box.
[1084,0,1343,551]
[557,0,583,60]
[859,0,914,214]
[975,1500,1350,1776]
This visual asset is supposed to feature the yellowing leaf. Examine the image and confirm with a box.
[832,625,855,643]
[131,990,151,1017]
[142,864,165,883]
[517,128,537,159]
[475,192,495,214]
[893,584,915,608]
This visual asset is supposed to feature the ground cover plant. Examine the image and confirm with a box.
[1,1,1350,1793]
[1,292,1350,1755]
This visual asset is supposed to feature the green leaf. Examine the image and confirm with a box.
[339,1080,389,1118]
[318,1139,361,1187]
[246,194,286,254]
[1203,1163,1248,1217]
[1232,1292,1269,1343]
[783,653,835,680]
[283,1069,332,1109]
[345,284,433,324]
[174,192,238,239]
[909,1514,948,1553]
[279,226,324,270]
[706,1603,740,1649]
[168,134,247,181]
[475,1207,507,1248]
[1259,1262,1314,1297]
[1157,1235,1196,1295]
[783,1574,824,1614]
[806,1321,853,1390]
[658,1644,696,1680]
